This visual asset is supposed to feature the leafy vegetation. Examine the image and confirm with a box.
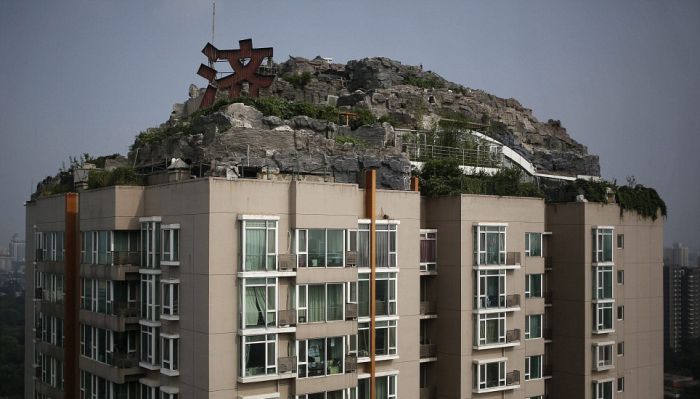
[349,108,377,130]
[403,72,445,89]
[335,135,367,146]
[419,159,543,198]
[191,96,339,125]
[87,167,143,189]
[133,122,197,146]
[282,71,313,89]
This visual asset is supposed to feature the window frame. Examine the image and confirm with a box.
[161,280,180,319]
[474,359,507,390]
[474,312,506,346]
[419,229,437,272]
[594,303,614,333]
[594,343,614,370]
[160,334,179,374]
[296,336,345,378]
[525,232,542,257]
[593,266,614,301]
[474,225,506,265]
[241,219,278,272]
[525,274,543,298]
[594,228,614,264]
[525,355,543,380]
[358,320,397,358]
[240,334,277,377]
[525,314,543,340]
[161,224,180,265]
[242,277,277,329]
[296,228,346,268]
[474,270,506,309]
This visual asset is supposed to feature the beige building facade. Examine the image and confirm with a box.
[25,177,662,399]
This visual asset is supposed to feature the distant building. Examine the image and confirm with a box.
[664,265,700,352]
[0,248,13,273]
[667,243,690,267]
[9,233,26,263]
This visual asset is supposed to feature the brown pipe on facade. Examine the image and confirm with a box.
[364,170,377,399]
[410,176,420,192]
[63,193,79,398]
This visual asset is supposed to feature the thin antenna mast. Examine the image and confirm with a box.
[209,0,216,68]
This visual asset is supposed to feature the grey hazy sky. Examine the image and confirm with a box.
[1,0,698,249]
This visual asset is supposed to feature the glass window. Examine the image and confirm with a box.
[617,305,624,321]
[594,380,613,399]
[161,336,179,372]
[161,282,179,317]
[299,229,345,267]
[242,220,277,271]
[242,278,277,328]
[474,312,506,346]
[595,344,613,369]
[419,230,437,271]
[358,273,397,317]
[594,266,613,300]
[525,233,542,257]
[297,283,343,323]
[594,303,614,332]
[525,355,542,380]
[358,375,396,399]
[161,227,179,264]
[358,320,396,357]
[298,336,344,378]
[474,270,506,309]
[594,228,613,263]
[357,223,398,268]
[140,325,159,366]
[616,234,624,249]
[617,270,624,285]
[140,274,160,321]
[474,360,506,390]
[141,222,161,268]
[241,334,276,377]
[617,377,624,392]
[474,225,506,265]
[617,341,624,356]
[525,274,543,298]
[525,314,543,339]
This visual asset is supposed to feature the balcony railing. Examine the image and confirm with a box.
[345,303,358,319]
[506,329,521,343]
[420,344,437,358]
[420,301,437,315]
[110,251,140,266]
[108,352,139,368]
[506,294,520,307]
[278,309,296,326]
[278,356,297,374]
[506,370,520,386]
[506,252,521,266]
[402,142,503,168]
[278,254,297,271]
[345,251,358,267]
[545,256,553,270]
[112,302,139,318]
[345,355,357,372]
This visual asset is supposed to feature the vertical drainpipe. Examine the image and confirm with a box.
[365,170,377,399]
[64,192,79,398]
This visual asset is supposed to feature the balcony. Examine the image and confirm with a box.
[506,329,521,343]
[80,254,140,281]
[345,302,358,319]
[111,251,140,266]
[474,294,520,313]
[107,352,139,368]
[506,370,520,386]
[420,344,437,359]
[278,309,296,326]
[278,254,297,271]
[113,302,139,318]
[345,251,358,267]
[345,354,357,373]
[506,294,520,307]
[474,252,521,270]
[278,356,297,374]
[79,355,142,384]
[420,301,437,316]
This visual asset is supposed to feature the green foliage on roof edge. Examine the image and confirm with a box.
[418,159,667,220]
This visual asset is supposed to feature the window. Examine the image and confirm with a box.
[161,392,179,399]
[160,335,179,374]
[617,341,624,356]
[616,234,624,249]
[141,274,160,321]
[419,230,437,271]
[617,377,625,392]
[140,325,159,367]
[358,272,397,317]
[525,314,543,339]
[242,278,277,328]
[525,233,542,257]
[357,222,397,268]
[297,336,344,378]
[593,266,613,300]
[617,270,624,285]
[474,270,506,309]
[140,384,159,399]
[595,343,614,370]
[161,281,179,319]
[80,324,113,364]
[525,274,543,298]
[241,334,277,377]
[296,229,345,267]
[241,219,278,271]
[298,390,348,399]
[473,360,506,390]
[358,320,396,357]
[474,312,506,346]
[594,303,614,332]
[474,225,506,265]
[43,231,64,262]
[35,231,45,261]
[297,283,343,323]
[358,375,397,399]
[141,220,161,268]
[593,380,613,399]
[161,225,179,264]
[594,228,613,263]
[617,305,624,321]
[525,355,542,380]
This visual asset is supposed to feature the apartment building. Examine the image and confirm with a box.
[664,265,700,353]
[25,174,662,399]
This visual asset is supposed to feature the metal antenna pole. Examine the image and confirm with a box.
[212,0,216,45]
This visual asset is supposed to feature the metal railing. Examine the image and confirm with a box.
[420,344,437,358]
[506,252,521,266]
[278,309,296,326]
[345,303,358,319]
[110,251,140,266]
[345,251,358,267]
[402,143,503,168]
[506,294,520,307]
[506,370,520,386]
[420,301,437,315]
[108,352,139,368]
[506,329,521,343]
[345,355,357,372]
[278,356,297,374]
[278,254,297,271]
[112,302,139,318]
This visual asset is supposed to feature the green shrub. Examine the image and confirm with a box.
[283,71,313,89]
[403,73,445,89]
[617,184,667,220]
[335,135,366,146]
[350,108,376,130]
[88,167,142,189]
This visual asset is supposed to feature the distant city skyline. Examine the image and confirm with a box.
[1,0,699,248]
